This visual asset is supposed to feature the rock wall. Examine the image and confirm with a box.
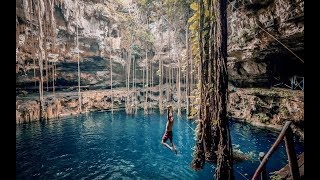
[16,0,304,90]
[16,89,129,123]
[16,0,135,91]
[228,87,304,130]
[16,0,304,132]
[227,0,304,87]
[17,85,304,130]
[16,83,191,123]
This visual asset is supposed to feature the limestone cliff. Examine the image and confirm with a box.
[16,0,304,131]
[16,0,304,89]
[16,0,136,90]
[227,0,304,87]
[228,87,303,130]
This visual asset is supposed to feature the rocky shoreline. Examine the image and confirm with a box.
[16,87,304,139]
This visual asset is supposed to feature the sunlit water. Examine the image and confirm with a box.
[16,110,304,179]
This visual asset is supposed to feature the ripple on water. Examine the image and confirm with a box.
[16,110,304,179]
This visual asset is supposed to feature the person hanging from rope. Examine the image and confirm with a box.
[161,105,177,154]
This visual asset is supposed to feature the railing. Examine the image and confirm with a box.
[290,75,304,91]
[272,75,304,91]
[252,121,300,180]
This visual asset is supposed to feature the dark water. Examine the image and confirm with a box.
[16,110,304,179]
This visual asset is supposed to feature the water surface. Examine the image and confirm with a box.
[16,110,304,179]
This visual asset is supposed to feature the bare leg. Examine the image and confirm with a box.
[161,140,173,150]
[171,141,177,154]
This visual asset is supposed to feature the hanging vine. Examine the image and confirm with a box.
[189,0,234,179]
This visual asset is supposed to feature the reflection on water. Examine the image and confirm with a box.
[16,110,304,179]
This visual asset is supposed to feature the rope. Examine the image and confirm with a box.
[235,170,249,180]
[256,24,304,63]
[186,123,196,132]
[228,0,304,64]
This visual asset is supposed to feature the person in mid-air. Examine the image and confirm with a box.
[161,105,177,154]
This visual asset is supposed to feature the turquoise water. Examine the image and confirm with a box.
[16,110,304,179]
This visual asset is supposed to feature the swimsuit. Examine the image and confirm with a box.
[162,131,173,143]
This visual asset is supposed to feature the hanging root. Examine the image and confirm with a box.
[191,119,205,170]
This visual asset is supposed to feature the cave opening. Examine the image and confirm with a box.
[267,50,304,90]
[111,29,118,38]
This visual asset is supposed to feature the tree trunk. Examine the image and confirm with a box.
[202,0,215,163]
[208,0,219,162]
[191,0,205,170]
[214,0,234,179]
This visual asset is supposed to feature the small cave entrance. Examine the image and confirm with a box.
[111,29,119,38]
[267,51,304,90]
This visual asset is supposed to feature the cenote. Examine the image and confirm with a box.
[16,110,304,179]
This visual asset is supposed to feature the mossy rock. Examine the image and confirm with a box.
[257,113,270,123]
[270,174,283,180]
